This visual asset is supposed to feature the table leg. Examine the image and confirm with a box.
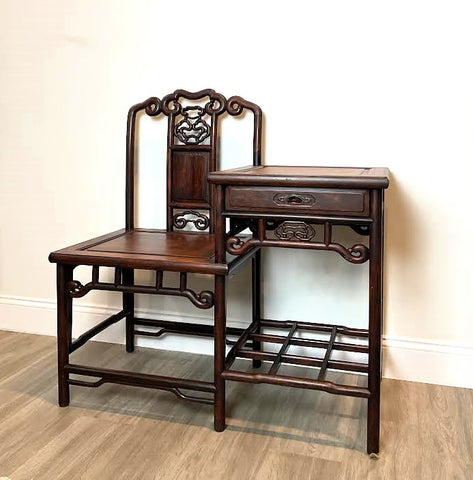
[252,250,262,368]
[367,189,383,455]
[57,264,73,407]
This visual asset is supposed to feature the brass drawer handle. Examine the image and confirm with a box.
[273,193,316,206]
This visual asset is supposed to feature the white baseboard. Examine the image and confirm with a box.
[1,294,472,389]
[381,336,473,389]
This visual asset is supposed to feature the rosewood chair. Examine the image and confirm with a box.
[49,89,262,427]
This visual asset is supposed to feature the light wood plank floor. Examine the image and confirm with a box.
[0,330,472,480]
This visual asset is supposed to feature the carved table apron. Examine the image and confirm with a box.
[208,165,390,455]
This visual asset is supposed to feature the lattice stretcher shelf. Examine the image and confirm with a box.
[223,319,370,398]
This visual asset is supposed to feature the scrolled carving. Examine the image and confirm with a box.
[203,91,227,115]
[161,94,182,115]
[176,287,214,309]
[174,106,211,145]
[226,236,259,255]
[225,221,369,264]
[173,210,209,230]
[65,266,214,308]
[347,244,369,262]
[194,290,214,308]
[227,98,244,116]
[226,236,244,254]
[127,97,163,123]
[144,97,162,116]
[65,272,214,308]
[326,243,369,264]
[66,280,90,298]
[131,90,259,121]
[161,89,227,117]
[275,221,316,242]
[227,95,262,118]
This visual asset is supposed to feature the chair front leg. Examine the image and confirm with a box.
[123,268,135,352]
[214,274,227,431]
[57,263,74,407]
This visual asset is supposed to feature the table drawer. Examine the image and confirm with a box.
[225,187,370,216]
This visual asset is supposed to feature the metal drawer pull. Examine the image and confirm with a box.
[273,193,316,206]
[287,195,304,204]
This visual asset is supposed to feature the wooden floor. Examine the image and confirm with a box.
[0,331,472,480]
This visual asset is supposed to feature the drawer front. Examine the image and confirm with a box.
[225,187,370,216]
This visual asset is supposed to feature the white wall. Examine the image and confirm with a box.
[1,0,473,388]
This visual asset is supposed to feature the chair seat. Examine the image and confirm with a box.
[49,228,228,274]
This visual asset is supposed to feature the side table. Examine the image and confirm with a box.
[208,165,389,455]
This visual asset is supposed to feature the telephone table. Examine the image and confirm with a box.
[208,165,390,455]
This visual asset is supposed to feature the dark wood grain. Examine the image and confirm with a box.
[170,150,211,206]
[123,268,135,353]
[209,165,390,189]
[214,274,227,431]
[48,90,263,417]
[252,250,262,368]
[367,188,383,455]
[56,264,73,407]
[88,231,214,259]
[49,89,390,456]
[49,229,227,274]
[212,164,389,456]
[226,186,370,216]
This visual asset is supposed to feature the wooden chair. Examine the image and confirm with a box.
[49,89,262,428]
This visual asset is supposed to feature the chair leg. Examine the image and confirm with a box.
[57,264,73,407]
[214,275,227,432]
[123,269,135,353]
[252,250,262,368]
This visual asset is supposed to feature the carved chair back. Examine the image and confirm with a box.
[125,89,262,234]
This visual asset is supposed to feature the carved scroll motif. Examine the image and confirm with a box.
[275,221,316,241]
[161,89,227,116]
[225,221,369,264]
[173,210,210,231]
[226,236,260,256]
[174,106,211,145]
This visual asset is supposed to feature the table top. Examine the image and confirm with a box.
[208,165,390,189]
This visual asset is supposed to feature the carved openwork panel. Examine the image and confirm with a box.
[275,221,316,241]
[226,221,369,264]
[165,91,224,217]
[173,210,210,231]
[174,106,211,145]
[161,90,227,117]
[160,89,226,147]
[126,90,262,231]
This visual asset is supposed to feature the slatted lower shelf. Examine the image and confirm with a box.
[224,319,371,398]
